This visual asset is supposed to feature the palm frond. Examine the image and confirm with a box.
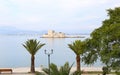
[50,63,60,75]
[42,68,49,74]
[41,62,73,75]
[68,40,85,55]
[59,62,74,75]
[22,39,45,55]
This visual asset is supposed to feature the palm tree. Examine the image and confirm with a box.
[38,62,73,75]
[68,40,85,71]
[23,39,45,73]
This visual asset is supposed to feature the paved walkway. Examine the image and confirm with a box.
[82,74,116,75]
[0,73,116,75]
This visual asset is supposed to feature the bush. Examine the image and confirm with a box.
[35,71,45,75]
[72,71,82,75]
[115,71,120,75]
[102,66,110,75]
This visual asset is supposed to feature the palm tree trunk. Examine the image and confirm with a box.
[31,55,35,73]
[76,55,81,71]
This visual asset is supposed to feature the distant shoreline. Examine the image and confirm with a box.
[0,67,102,73]
[41,35,85,38]
[40,37,85,38]
[42,30,87,38]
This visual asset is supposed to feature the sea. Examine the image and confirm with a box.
[0,34,103,68]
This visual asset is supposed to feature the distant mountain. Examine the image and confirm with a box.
[0,26,46,35]
[0,26,90,35]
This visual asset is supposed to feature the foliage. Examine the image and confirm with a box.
[68,40,85,55]
[82,38,99,65]
[68,40,86,71]
[83,7,120,70]
[102,66,111,75]
[115,71,120,75]
[23,39,45,73]
[71,71,82,75]
[23,39,45,55]
[39,62,73,75]
[35,71,45,75]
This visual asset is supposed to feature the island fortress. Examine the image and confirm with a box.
[42,30,65,38]
[42,30,84,38]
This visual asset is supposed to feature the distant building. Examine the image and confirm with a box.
[42,30,65,38]
[42,30,85,38]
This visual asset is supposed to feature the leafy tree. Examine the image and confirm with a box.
[83,7,120,70]
[68,40,85,71]
[23,39,45,73]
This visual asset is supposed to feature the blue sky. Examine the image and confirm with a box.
[0,0,120,33]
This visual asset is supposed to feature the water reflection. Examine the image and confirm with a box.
[0,35,103,68]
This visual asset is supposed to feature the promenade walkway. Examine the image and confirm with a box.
[0,73,35,75]
[0,73,116,75]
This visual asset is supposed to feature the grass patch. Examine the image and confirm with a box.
[82,71,120,74]
[35,71,120,75]
[82,71,102,74]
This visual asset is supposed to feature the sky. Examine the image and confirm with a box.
[0,0,120,33]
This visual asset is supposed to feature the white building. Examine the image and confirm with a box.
[42,30,65,38]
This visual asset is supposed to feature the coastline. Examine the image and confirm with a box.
[1,67,102,73]
[41,35,85,38]
[71,67,102,72]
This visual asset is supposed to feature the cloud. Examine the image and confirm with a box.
[0,0,119,33]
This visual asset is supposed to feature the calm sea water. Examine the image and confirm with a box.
[0,34,103,68]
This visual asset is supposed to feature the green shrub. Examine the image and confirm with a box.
[102,66,110,75]
[35,71,45,75]
[71,71,82,75]
[115,71,120,75]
